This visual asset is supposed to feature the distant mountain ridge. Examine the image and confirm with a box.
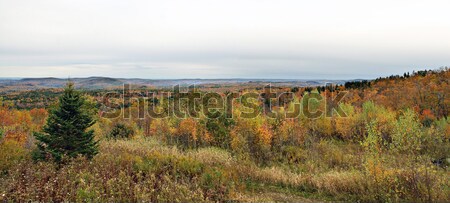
[0,77,349,92]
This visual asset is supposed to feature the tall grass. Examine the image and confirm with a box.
[1,135,448,202]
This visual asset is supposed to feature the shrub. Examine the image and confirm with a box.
[149,118,173,140]
[313,140,361,170]
[361,101,396,141]
[335,103,360,140]
[175,118,199,148]
[201,167,234,202]
[279,146,307,164]
[230,118,273,164]
[108,123,135,139]
[0,140,28,174]
[204,115,234,149]
[390,109,424,154]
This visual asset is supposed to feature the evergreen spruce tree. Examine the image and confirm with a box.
[34,82,98,163]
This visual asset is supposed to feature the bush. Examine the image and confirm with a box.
[0,140,28,174]
[361,101,396,141]
[200,168,233,201]
[108,123,135,139]
[390,109,424,154]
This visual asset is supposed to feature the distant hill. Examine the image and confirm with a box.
[0,77,347,92]
[78,77,124,89]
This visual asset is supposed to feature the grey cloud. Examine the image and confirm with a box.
[0,0,449,79]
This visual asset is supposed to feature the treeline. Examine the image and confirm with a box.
[344,80,371,89]
[343,67,449,89]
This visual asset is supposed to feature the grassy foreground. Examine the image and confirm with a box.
[1,136,448,202]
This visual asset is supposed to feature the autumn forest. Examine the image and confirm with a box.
[0,68,448,202]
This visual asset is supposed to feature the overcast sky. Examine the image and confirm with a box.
[0,0,449,79]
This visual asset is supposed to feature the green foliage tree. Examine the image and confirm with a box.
[33,83,98,163]
[108,123,135,139]
[390,109,424,154]
[205,114,234,149]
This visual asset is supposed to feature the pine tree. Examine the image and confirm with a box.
[33,82,98,163]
